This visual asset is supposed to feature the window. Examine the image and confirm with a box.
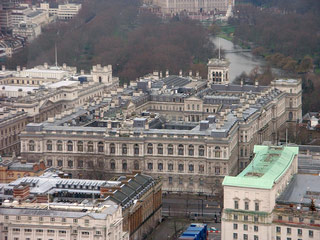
[47,140,52,151]
[122,161,127,170]
[98,142,104,152]
[134,160,139,170]
[67,140,73,151]
[310,219,315,224]
[276,226,281,233]
[288,216,293,222]
[13,228,20,232]
[47,230,55,234]
[188,145,194,156]
[178,177,183,185]
[199,164,204,173]
[243,224,248,231]
[158,163,163,171]
[178,164,184,172]
[110,160,115,170]
[299,217,304,223]
[87,141,94,152]
[244,215,248,221]
[254,225,258,232]
[254,236,259,240]
[148,162,153,170]
[234,200,239,209]
[199,145,205,156]
[57,140,62,151]
[287,228,291,234]
[36,229,43,233]
[309,230,314,237]
[245,201,249,210]
[39,217,43,222]
[243,234,248,240]
[276,237,281,240]
[73,219,78,223]
[68,160,73,168]
[77,141,83,152]
[215,146,221,158]
[169,177,173,185]
[28,216,32,220]
[62,218,66,222]
[168,144,173,155]
[29,140,35,151]
[78,160,83,168]
[82,232,90,236]
[254,216,259,222]
[96,231,102,235]
[122,144,127,154]
[278,215,282,221]
[178,144,184,155]
[51,217,55,222]
[189,177,193,185]
[57,160,63,167]
[255,202,259,211]
[297,229,302,236]
[147,143,153,154]
[85,219,89,224]
[233,233,238,239]
[189,164,194,172]
[110,143,115,154]
[234,214,238,220]
[168,163,173,171]
[134,144,139,155]
[233,223,238,230]
[47,159,52,167]
[157,144,163,154]
[59,230,66,234]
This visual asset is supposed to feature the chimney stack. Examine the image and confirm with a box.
[166,69,169,77]
[179,70,182,77]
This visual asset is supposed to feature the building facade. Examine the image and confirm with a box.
[222,145,299,240]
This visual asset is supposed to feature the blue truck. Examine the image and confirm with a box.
[178,223,208,240]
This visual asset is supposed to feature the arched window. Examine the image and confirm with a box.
[46,140,52,151]
[87,141,93,152]
[178,163,184,172]
[158,144,163,154]
[178,144,184,155]
[110,160,115,170]
[77,141,83,152]
[110,143,115,154]
[189,163,194,172]
[147,143,153,154]
[148,162,153,170]
[67,140,73,151]
[168,144,173,155]
[98,142,104,152]
[134,160,139,170]
[188,145,194,156]
[215,146,221,158]
[68,160,73,168]
[168,163,173,171]
[158,163,163,171]
[57,140,62,151]
[199,145,205,156]
[122,144,127,155]
[122,160,127,171]
[134,144,139,155]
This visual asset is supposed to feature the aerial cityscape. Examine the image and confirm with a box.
[0,0,319,240]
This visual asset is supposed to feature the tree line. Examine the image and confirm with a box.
[5,0,215,83]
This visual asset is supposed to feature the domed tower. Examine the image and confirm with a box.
[207,58,230,85]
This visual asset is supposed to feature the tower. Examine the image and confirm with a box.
[207,58,230,85]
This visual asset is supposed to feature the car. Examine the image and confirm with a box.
[208,227,219,233]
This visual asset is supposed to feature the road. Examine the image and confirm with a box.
[163,195,222,219]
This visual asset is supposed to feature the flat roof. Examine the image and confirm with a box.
[277,174,320,207]
[0,85,37,92]
[223,145,299,189]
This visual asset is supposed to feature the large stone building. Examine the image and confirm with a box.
[18,59,302,196]
[222,145,320,240]
[151,0,234,15]
[0,63,119,156]
[0,170,161,240]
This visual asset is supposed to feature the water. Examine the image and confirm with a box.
[211,37,266,82]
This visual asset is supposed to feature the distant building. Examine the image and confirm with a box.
[222,145,300,240]
[0,158,46,183]
[151,0,234,15]
[40,2,82,20]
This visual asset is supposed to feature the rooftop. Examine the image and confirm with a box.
[223,145,299,189]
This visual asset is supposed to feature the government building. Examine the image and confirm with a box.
[17,58,302,196]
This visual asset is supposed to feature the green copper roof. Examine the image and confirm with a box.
[223,145,299,189]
